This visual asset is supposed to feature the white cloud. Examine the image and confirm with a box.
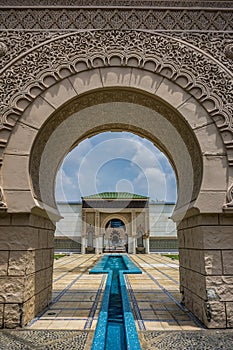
[55,132,177,202]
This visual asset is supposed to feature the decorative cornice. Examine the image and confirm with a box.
[0,1,232,8]
[0,7,232,31]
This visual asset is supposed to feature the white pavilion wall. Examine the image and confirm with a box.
[55,202,177,253]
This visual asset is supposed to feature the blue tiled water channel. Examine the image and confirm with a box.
[90,255,142,350]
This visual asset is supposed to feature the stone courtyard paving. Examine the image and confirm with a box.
[1,254,233,349]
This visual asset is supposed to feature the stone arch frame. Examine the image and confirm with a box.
[0,29,233,329]
[102,215,128,252]
[2,68,227,217]
[0,30,232,209]
[102,215,129,231]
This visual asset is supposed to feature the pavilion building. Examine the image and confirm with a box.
[55,192,177,254]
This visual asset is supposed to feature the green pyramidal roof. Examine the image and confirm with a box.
[82,192,149,200]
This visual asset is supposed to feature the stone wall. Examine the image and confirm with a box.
[178,213,233,328]
[0,213,55,328]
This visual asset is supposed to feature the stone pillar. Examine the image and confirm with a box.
[128,236,136,254]
[95,211,102,254]
[81,211,86,254]
[0,213,55,328]
[178,213,233,328]
[145,238,150,253]
[81,237,86,254]
[132,210,136,236]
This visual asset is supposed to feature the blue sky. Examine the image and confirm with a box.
[55,132,177,203]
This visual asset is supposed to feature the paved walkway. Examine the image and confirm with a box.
[27,254,201,332]
[1,254,233,349]
[28,254,105,331]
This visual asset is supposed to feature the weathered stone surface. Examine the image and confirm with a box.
[41,78,77,109]
[0,304,3,328]
[69,69,102,94]
[156,77,190,108]
[38,230,49,249]
[0,251,8,276]
[177,229,184,248]
[8,250,35,276]
[130,68,163,94]
[202,155,228,191]
[100,67,131,86]
[202,226,233,250]
[35,267,52,295]
[42,249,52,269]
[5,122,38,155]
[202,250,222,275]
[0,215,11,226]
[4,304,21,328]
[204,301,227,329]
[23,296,35,326]
[0,277,25,303]
[223,251,233,275]
[194,123,225,154]
[47,231,55,249]
[185,269,206,300]
[195,191,226,213]
[4,190,37,213]
[21,95,55,129]
[192,293,204,322]
[0,227,38,250]
[226,302,233,328]
[35,249,43,272]
[183,287,193,312]
[189,249,202,273]
[219,214,233,226]
[179,249,193,270]
[24,275,35,301]
[206,276,233,301]
[2,155,30,190]
[177,97,212,129]
[35,288,50,315]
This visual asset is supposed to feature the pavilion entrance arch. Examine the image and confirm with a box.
[103,217,128,253]
[0,30,232,329]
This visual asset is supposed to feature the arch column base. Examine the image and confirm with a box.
[178,213,233,328]
[0,213,55,328]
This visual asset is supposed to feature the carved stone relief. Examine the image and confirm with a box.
[0,30,232,209]
[0,31,232,155]
[0,6,232,31]
[0,0,232,7]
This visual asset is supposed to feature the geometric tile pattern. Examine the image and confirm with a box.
[127,254,203,331]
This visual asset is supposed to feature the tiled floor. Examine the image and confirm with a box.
[28,254,105,330]
[28,254,202,333]
[128,254,202,331]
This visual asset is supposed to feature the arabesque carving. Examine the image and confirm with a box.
[0,31,232,158]
[224,44,233,60]
[0,30,233,208]
[0,6,232,31]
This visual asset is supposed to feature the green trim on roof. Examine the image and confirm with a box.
[82,192,148,200]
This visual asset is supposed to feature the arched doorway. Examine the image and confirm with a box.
[104,218,127,252]
[1,30,232,329]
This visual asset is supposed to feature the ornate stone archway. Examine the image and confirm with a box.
[0,3,233,329]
